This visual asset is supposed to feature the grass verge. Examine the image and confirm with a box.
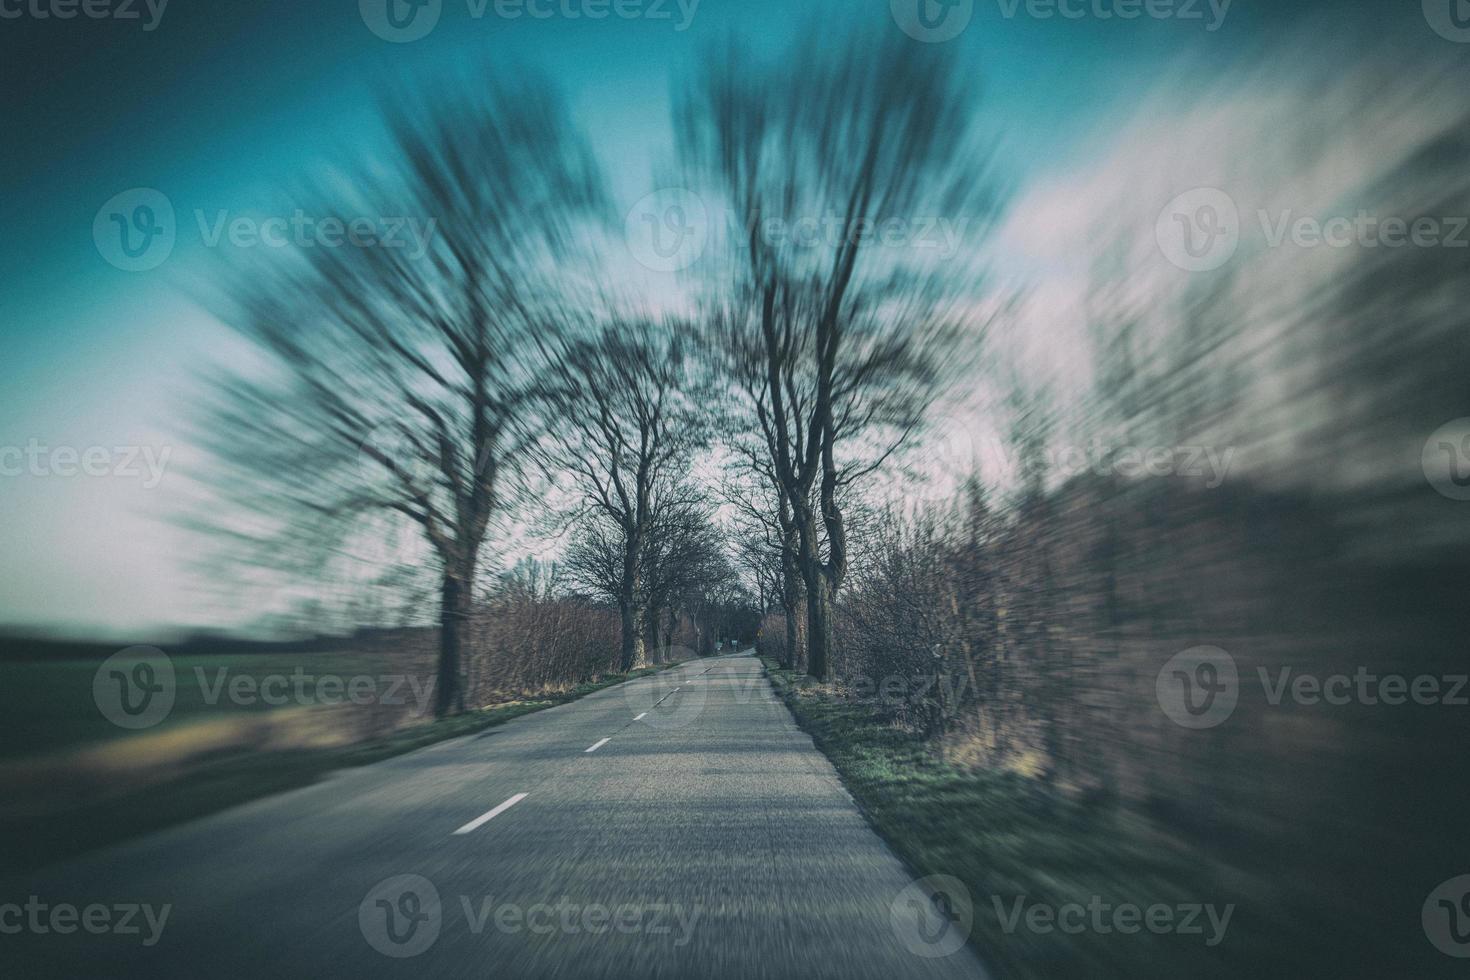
[2,660,688,875]
[759,657,1318,980]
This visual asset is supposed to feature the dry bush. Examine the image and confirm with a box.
[465,573,622,703]
[829,470,1468,962]
[756,613,788,665]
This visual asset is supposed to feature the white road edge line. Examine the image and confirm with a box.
[585,737,611,753]
[453,793,528,835]
[633,712,648,721]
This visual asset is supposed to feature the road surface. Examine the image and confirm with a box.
[2,651,990,979]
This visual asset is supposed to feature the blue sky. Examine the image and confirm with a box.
[0,0,1405,635]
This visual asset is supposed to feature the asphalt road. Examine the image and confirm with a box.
[2,651,990,979]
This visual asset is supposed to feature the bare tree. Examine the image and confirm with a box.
[535,321,704,670]
[721,451,805,670]
[684,31,992,678]
[641,486,726,652]
[564,478,730,658]
[195,68,605,716]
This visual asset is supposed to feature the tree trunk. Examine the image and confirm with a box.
[793,507,834,680]
[780,586,804,672]
[793,608,807,673]
[618,597,647,672]
[643,603,663,661]
[617,526,647,672]
[435,573,469,718]
[780,548,803,670]
[805,569,833,681]
[620,605,643,675]
[780,603,799,670]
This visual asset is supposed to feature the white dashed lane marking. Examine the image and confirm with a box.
[453,793,528,835]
